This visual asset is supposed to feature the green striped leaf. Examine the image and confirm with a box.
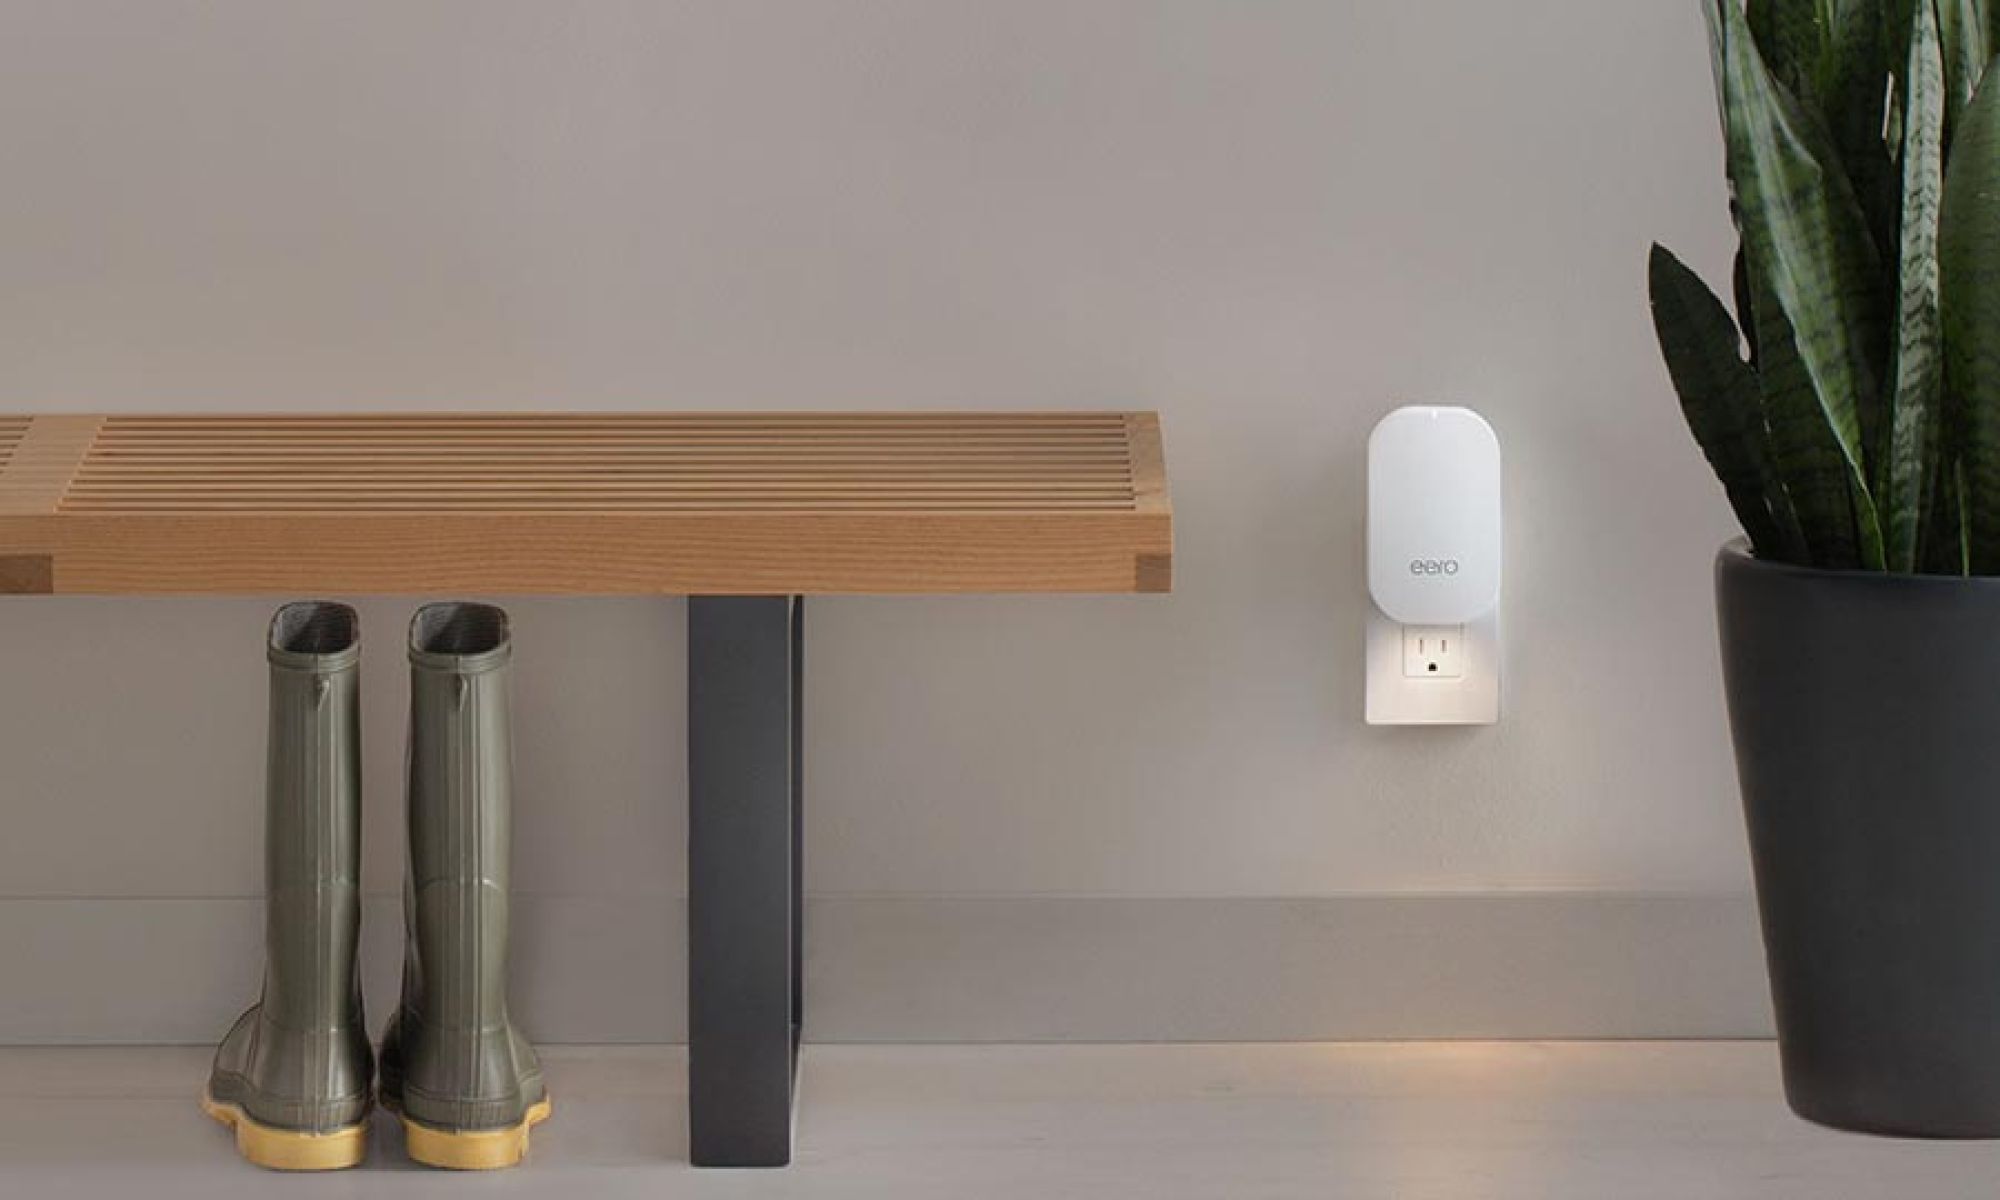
[1733,249,1763,365]
[1939,64,2000,571]
[1748,0,1829,102]
[1710,0,1890,568]
[1746,2,1898,251]
[1826,4,1900,256]
[1883,0,1948,571]
[1939,0,1994,131]
[1920,455,1973,572]
[1652,246,1809,560]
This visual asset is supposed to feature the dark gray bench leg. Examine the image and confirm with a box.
[687,596,803,1167]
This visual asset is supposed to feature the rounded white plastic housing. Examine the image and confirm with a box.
[1367,406,1501,626]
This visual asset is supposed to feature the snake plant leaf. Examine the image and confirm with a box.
[1710,0,1890,568]
[1734,249,1763,364]
[1651,245,1808,559]
[1744,271,1876,564]
[1939,0,1994,131]
[1939,62,2000,571]
[1745,1,1898,248]
[1919,453,1974,572]
[1747,0,1828,103]
[1920,456,1973,572]
[1954,457,1973,571]
[1826,5,1901,250]
[1883,0,1948,571]
[1885,0,1919,69]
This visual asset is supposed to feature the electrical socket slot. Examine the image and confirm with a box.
[1403,625,1466,679]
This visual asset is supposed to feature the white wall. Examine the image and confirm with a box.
[0,1,1766,1042]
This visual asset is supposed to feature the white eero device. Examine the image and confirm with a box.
[1365,405,1502,726]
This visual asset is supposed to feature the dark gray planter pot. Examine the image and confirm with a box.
[1718,540,2000,1138]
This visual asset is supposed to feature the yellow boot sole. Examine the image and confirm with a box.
[200,1093,368,1171]
[399,1096,553,1170]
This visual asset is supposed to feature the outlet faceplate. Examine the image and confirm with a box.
[1367,609,1500,726]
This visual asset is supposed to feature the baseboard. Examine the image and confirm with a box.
[0,894,1772,1045]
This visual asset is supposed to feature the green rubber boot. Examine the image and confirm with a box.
[379,603,549,1170]
[204,602,372,1171]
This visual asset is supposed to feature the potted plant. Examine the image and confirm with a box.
[1651,0,2000,1136]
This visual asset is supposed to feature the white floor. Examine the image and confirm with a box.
[4,1043,1999,1198]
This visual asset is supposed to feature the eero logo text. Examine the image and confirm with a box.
[1409,558,1461,577]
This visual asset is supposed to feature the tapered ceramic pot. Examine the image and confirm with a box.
[1718,540,2000,1137]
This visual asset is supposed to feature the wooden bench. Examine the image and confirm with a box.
[0,411,1173,1167]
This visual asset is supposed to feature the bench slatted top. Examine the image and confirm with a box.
[0,413,1171,596]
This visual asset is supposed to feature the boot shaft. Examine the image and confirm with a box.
[403,603,517,1035]
[261,602,363,1033]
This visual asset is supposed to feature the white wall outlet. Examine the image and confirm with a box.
[1365,406,1502,726]
[1368,609,1500,725]
[1403,625,1465,679]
